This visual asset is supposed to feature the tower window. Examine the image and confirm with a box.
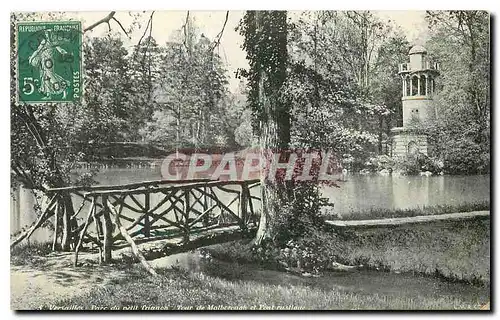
[420,75,427,96]
[411,76,418,96]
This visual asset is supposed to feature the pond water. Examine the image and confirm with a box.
[323,173,490,215]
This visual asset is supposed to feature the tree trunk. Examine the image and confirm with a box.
[252,11,292,246]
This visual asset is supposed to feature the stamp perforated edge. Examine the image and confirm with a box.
[14,20,83,106]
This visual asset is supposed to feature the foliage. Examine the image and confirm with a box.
[393,153,441,175]
[247,182,344,273]
[425,11,490,174]
[440,138,490,174]
[284,12,411,165]
[363,155,395,172]
[141,17,242,149]
[270,184,327,245]
[237,10,412,255]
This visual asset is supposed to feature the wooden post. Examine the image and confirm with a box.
[247,185,256,225]
[107,200,158,277]
[74,197,95,267]
[61,193,71,251]
[92,198,104,264]
[101,195,113,263]
[52,199,59,251]
[143,193,150,237]
[240,184,248,229]
[183,191,190,243]
[202,185,209,226]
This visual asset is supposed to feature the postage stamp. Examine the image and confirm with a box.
[16,21,82,104]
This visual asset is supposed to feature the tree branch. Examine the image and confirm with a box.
[84,11,129,38]
[182,11,191,53]
[137,11,154,47]
[112,17,130,38]
[84,11,116,32]
[210,11,229,52]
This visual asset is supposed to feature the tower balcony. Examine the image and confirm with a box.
[398,61,440,73]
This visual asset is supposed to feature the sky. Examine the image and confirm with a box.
[61,10,429,91]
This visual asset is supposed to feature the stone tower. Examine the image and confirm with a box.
[391,45,440,157]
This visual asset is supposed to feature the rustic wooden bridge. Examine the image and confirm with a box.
[13,179,261,272]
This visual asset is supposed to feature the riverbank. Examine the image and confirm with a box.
[333,213,490,285]
[11,250,489,311]
[207,212,490,286]
[324,201,489,221]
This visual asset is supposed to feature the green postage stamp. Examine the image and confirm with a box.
[16,21,82,104]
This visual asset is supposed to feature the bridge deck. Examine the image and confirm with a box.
[112,224,257,262]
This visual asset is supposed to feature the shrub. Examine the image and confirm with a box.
[394,153,441,175]
[441,138,490,175]
[366,155,395,172]
[251,183,342,274]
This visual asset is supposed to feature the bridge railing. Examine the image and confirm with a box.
[44,179,261,264]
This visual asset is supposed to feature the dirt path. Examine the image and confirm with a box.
[10,252,133,310]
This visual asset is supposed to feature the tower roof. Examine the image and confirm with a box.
[409,45,427,55]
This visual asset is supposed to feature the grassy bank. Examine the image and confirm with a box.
[208,214,490,286]
[41,266,486,310]
[10,241,53,267]
[325,201,489,221]
[334,217,490,285]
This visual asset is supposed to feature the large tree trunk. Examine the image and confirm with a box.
[251,11,292,246]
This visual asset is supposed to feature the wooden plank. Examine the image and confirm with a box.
[46,178,213,192]
[202,186,209,226]
[148,188,178,213]
[113,223,245,249]
[202,190,242,225]
[325,211,490,228]
[91,197,104,264]
[83,180,261,196]
[69,195,88,220]
[188,203,218,228]
[112,226,257,261]
[128,194,145,211]
[215,185,240,194]
[183,191,190,243]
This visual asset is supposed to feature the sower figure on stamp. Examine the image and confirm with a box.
[28,30,71,100]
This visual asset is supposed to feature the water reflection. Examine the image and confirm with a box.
[323,174,489,215]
